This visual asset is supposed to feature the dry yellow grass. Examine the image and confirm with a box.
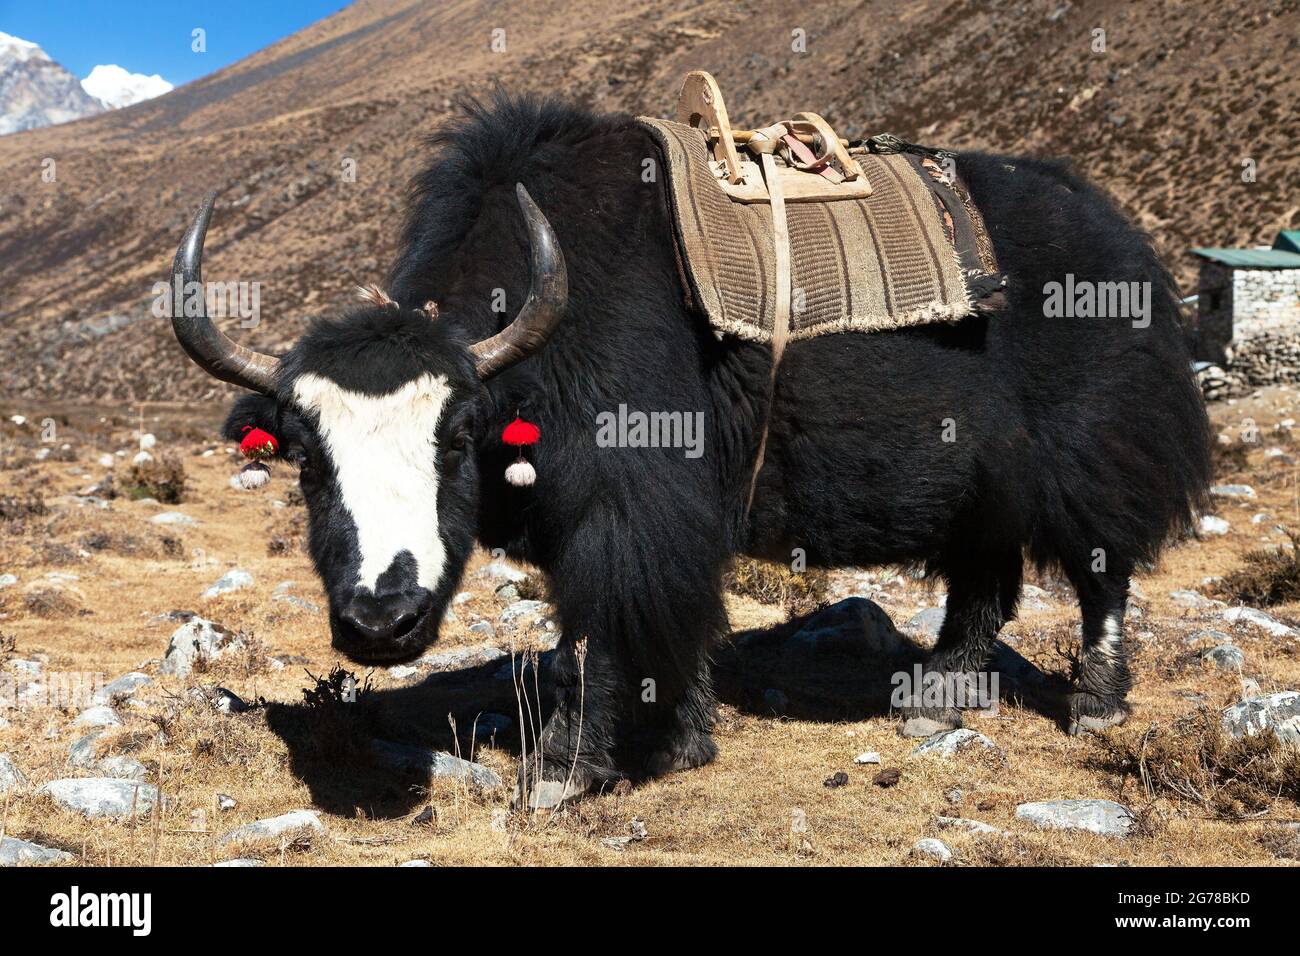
[1,395,1299,867]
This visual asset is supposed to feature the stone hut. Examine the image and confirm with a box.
[1191,230,1300,367]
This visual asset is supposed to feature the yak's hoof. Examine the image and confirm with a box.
[1066,692,1130,736]
[512,767,593,811]
[901,709,963,738]
[644,728,718,777]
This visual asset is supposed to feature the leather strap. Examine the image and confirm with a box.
[744,139,792,520]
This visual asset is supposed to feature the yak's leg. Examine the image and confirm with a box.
[1064,561,1133,734]
[902,551,1021,737]
[514,510,728,809]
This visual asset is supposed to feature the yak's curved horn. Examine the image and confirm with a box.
[170,192,281,393]
[470,184,569,379]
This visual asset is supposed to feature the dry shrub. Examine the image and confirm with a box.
[127,453,187,503]
[1091,709,1300,819]
[1215,528,1300,607]
[0,630,16,661]
[725,558,829,616]
[516,573,548,602]
[23,587,81,618]
[0,493,46,522]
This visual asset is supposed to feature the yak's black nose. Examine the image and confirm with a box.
[339,592,427,645]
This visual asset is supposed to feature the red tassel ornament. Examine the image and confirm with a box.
[234,425,278,490]
[502,416,539,487]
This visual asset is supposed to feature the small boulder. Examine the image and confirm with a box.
[1198,515,1230,536]
[911,837,953,862]
[0,836,74,866]
[1221,691,1300,749]
[1201,645,1245,671]
[906,607,947,640]
[854,751,882,765]
[0,753,28,793]
[150,511,197,527]
[369,739,503,789]
[1015,799,1135,837]
[219,809,324,845]
[1222,606,1297,638]
[159,617,242,677]
[92,672,152,706]
[911,728,1003,761]
[202,569,254,599]
[211,858,264,867]
[499,599,551,627]
[936,815,1009,837]
[479,561,527,584]
[39,778,158,819]
[417,643,508,672]
[73,705,122,729]
[1211,484,1256,499]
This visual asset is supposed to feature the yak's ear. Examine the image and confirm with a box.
[222,393,281,444]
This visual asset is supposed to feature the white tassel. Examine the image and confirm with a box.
[236,461,271,490]
[505,460,536,487]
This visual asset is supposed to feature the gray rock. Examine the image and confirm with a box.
[1221,691,1300,749]
[271,582,320,613]
[150,511,197,527]
[386,665,420,680]
[1198,515,1230,536]
[96,756,148,781]
[416,643,507,672]
[398,859,434,867]
[0,836,74,866]
[494,584,520,604]
[794,597,903,656]
[159,617,242,677]
[1201,644,1245,671]
[202,569,254,599]
[68,731,106,768]
[219,809,324,845]
[0,753,27,793]
[201,686,249,714]
[1211,483,1256,499]
[1020,585,1053,611]
[911,728,1002,760]
[0,573,17,588]
[479,561,527,584]
[911,837,953,862]
[73,705,122,728]
[1015,799,1135,837]
[369,739,503,789]
[217,793,238,811]
[1169,589,1214,608]
[936,815,1009,837]
[500,599,550,627]
[39,778,158,819]
[1183,629,1233,646]
[854,751,882,765]
[211,858,264,867]
[907,607,947,640]
[1222,606,1298,637]
[468,621,497,640]
[92,672,152,705]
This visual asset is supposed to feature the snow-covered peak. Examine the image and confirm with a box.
[0,30,49,64]
[81,64,173,109]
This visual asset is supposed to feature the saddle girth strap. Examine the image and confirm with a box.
[744,143,792,521]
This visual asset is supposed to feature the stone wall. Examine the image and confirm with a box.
[1194,261,1300,367]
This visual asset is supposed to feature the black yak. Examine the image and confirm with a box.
[168,94,1211,807]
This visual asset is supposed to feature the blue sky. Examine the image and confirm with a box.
[0,0,352,85]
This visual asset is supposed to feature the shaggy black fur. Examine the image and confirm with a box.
[221,92,1210,797]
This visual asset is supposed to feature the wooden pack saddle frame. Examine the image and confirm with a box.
[673,71,871,517]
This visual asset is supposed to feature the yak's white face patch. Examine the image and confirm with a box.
[293,371,453,592]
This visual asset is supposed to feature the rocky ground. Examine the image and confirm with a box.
[1,0,1297,401]
[0,392,1298,867]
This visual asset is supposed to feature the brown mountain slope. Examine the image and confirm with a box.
[1,0,1297,401]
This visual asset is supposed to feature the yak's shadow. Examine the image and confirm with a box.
[264,598,1068,818]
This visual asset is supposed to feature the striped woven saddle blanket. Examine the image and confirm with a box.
[639,117,1005,343]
